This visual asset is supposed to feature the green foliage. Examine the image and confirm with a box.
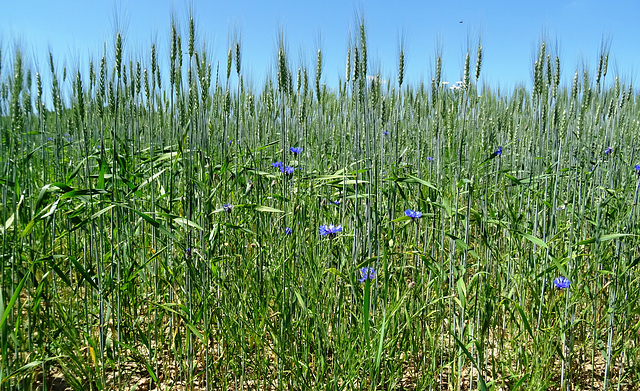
[0,16,639,391]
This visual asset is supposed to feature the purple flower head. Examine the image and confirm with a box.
[605,146,613,155]
[405,209,423,220]
[383,131,389,135]
[223,203,233,213]
[553,276,571,290]
[290,146,303,155]
[493,146,503,156]
[426,157,434,162]
[186,248,192,258]
[635,164,640,175]
[357,267,377,283]
[272,161,283,169]
[330,200,340,206]
[319,224,342,239]
[281,166,295,174]
[284,227,292,235]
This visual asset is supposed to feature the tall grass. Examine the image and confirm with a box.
[1,16,640,391]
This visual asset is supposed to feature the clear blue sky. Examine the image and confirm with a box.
[1,0,639,96]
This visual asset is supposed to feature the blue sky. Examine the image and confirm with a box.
[1,0,639,96]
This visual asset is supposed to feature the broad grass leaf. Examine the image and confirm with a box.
[520,232,548,248]
[0,268,30,329]
[253,205,284,213]
[174,217,204,230]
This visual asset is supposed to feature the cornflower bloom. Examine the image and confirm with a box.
[272,161,283,169]
[284,227,292,235]
[635,164,640,175]
[319,224,342,239]
[493,146,503,156]
[281,166,295,174]
[290,146,302,155]
[358,267,377,283]
[605,146,613,155]
[426,157,434,162]
[405,209,423,220]
[223,203,233,213]
[553,276,571,290]
[383,131,389,135]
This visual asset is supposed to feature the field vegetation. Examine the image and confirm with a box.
[1,15,640,391]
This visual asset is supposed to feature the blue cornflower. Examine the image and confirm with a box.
[290,146,303,155]
[426,157,434,162]
[493,146,502,156]
[223,203,233,213]
[330,200,340,206]
[383,131,389,135]
[319,224,342,238]
[405,209,423,219]
[358,267,377,283]
[553,276,571,290]
[605,146,613,155]
[186,248,192,258]
[272,161,283,169]
[284,227,292,235]
[281,166,295,174]
[635,164,640,175]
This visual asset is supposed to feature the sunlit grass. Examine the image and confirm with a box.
[1,15,640,391]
